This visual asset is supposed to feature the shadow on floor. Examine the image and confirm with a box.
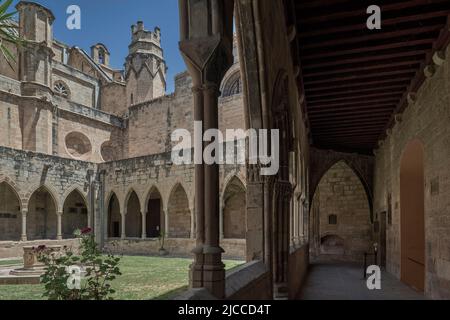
[298,258,425,300]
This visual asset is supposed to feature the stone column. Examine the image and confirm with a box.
[141,211,147,239]
[190,85,205,289]
[203,83,225,297]
[190,208,195,239]
[219,202,224,240]
[87,207,92,229]
[121,212,126,240]
[21,209,27,242]
[164,209,169,238]
[272,182,292,300]
[178,0,234,299]
[56,211,63,240]
[290,198,295,246]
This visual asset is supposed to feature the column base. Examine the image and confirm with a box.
[21,235,27,242]
[57,236,62,241]
[189,245,204,289]
[273,282,289,300]
[203,245,225,299]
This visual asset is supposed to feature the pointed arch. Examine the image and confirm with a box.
[107,191,121,238]
[26,183,61,212]
[145,186,164,238]
[62,188,88,239]
[167,183,191,238]
[144,185,164,213]
[124,189,141,238]
[311,160,372,261]
[105,189,121,212]
[310,158,373,222]
[0,179,22,210]
[0,181,22,241]
[222,175,246,239]
[27,185,59,240]
[62,186,88,210]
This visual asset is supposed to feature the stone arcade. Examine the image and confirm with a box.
[1,1,450,300]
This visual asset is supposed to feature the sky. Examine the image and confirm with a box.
[11,0,184,93]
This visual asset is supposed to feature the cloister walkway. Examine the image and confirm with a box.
[298,259,425,300]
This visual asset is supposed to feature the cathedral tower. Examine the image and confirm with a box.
[125,22,167,105]
[16,1,55,154]
[16,1,54,99]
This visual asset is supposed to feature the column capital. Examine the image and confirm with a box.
[178,1,235,87]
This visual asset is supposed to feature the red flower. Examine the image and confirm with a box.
[81,227,92,234]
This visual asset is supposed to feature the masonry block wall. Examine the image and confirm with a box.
[312,161,372,261]
[0,147,94,209]
[373,46,450,299]
[125,71,245,159]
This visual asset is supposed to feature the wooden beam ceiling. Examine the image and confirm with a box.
[295,0,450,154]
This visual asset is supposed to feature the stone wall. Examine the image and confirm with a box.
[52,64,98,109]
[312,161,373,262]
[288,244,309,299]
[104,238,246,260]
[125,71,245,159]
[0,90,22,150]
[99,150,246,247]
[56,100,125,163]
[226,261,272,300]
[101,82,127,115]
[0,146,95,219]
[373,45,450,299]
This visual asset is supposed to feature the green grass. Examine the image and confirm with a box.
[0,259,22,266]
[0,255,243,300]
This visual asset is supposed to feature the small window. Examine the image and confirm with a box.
[98,49,105,65]
[328,214,337,225]
[54,81,70,99]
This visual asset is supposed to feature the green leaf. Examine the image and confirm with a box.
[0,0,13,16]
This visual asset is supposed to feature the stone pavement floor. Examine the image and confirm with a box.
[298,260,425,300]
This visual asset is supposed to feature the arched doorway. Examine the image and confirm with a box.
[222,177,246,239]
[400,140,425,292]
[62,190,88,238]
[168,184,190,238]
[0,182,21,241]
[108,193,121,238]
[125,191,141,238]
[27,186,57,240]
[146,188,163,238]
[311,161,372,261]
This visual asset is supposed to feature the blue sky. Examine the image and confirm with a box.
[11,0,184,92]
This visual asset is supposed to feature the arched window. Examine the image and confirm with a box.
[222,71,242,97]
[54,81,70,99]
[98,49,105,65]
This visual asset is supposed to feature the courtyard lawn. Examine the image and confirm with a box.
[0,259,22,267]
[0,255,243,300]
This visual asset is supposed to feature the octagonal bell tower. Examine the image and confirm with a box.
[125,22,167,106]
[16,1,54,99]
